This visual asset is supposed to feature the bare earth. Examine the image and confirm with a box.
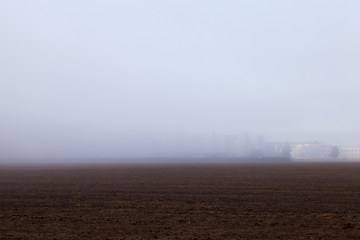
[1,162,360,239]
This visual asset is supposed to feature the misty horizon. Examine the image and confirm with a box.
[1,1,360,161]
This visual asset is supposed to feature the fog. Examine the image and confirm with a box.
[1,1,360,160]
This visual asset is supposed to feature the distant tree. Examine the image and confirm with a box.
[331,146,340,158]
[249,149,264,158]
[282,142,292,159]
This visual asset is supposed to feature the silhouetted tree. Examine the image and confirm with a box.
[282,142,292,159]
[331,146,340,158]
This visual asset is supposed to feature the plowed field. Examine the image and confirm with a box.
[1,162,360,239]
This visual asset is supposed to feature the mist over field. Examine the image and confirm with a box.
[1,1,360,161]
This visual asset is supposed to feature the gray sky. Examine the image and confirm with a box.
[1,1,360,158]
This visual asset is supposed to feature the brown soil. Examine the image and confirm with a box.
[1,162,360,239]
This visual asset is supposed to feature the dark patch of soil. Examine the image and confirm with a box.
[1,162,360,239]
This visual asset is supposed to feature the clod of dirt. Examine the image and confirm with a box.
[343,223,355,229]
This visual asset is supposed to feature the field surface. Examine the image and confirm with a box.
[1,162,360,239]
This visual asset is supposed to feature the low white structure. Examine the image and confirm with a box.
[290,141,332,159]
[338,147,360,158]
[285,141,360,159]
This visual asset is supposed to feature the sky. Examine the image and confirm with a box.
[1,1,360,158]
